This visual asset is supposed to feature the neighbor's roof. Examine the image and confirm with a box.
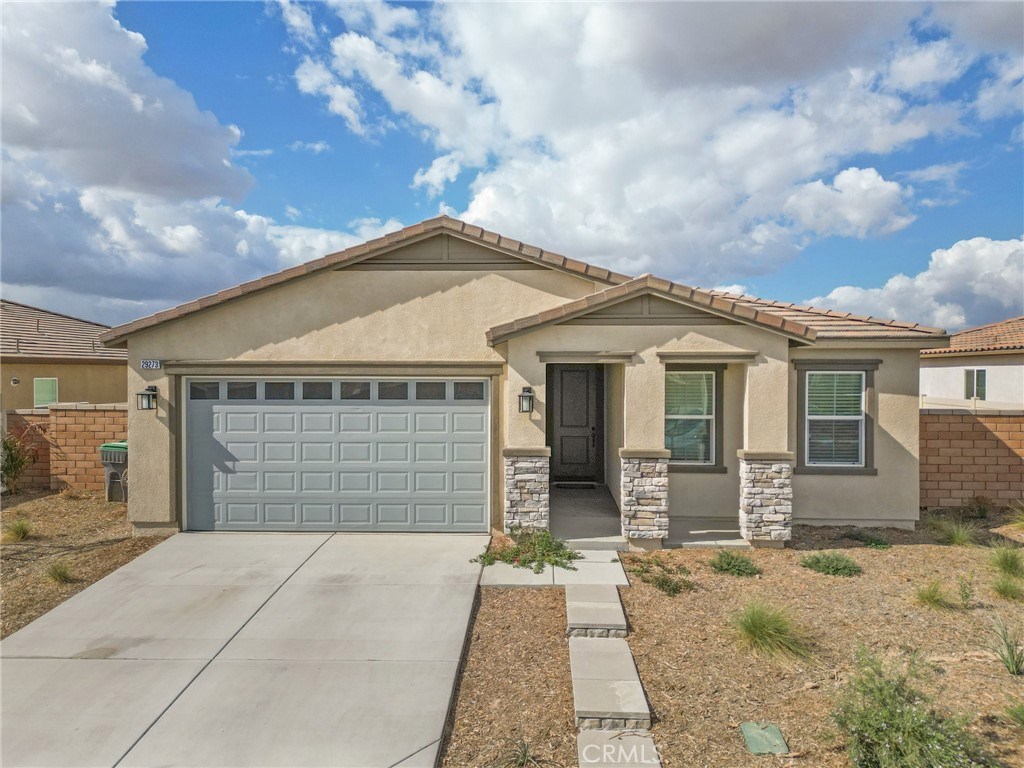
[100,216,632,344]
[99,216,947,346]
[487,276,947,345]
[921,316,1024,357]
[1,299,126,361]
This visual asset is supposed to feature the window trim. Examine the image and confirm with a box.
[964,368,987,401]
[665,364,727,474]
[794,360,878,476]
[33,377,58,408]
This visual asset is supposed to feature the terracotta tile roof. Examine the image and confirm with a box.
[487,277,949,345]
[100,216,632,344]
[1,300,126,361]
[921,316,1024,356]
[704,289,948,340]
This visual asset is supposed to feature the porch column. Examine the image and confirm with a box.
[738,452,793,547]
[619,449,670,543]
[502,448,550,532]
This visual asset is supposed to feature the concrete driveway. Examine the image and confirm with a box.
[1,532,487,767]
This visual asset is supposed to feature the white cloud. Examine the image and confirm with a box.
[712,284,749,296]
[233,147,274,157]
[412,152,462,197]
[276,0,317,47]
[975,55,1024,121]
[885,39,972,95]
[293,57,364,134]
[808,236,1024,330]
[284,205,301,221]
[289,140,332,154]
[784,167,915,238]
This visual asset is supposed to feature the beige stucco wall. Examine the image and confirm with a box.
[0,360,126,411]
[790,347,922,528]
[124,261,601,529]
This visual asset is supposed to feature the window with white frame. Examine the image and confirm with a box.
[805,371,864,466]
[33,378,58,408]
[665,371,715,463]
[964,369,987,400]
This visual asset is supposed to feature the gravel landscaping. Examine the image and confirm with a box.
[1,489,169,638]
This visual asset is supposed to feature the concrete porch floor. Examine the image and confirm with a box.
[550,484,748,550]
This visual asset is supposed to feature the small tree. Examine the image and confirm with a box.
[1,429,38,494]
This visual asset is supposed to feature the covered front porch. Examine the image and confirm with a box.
[548,483,747,550]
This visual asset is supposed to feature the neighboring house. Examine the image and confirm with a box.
[1,299,127,411]
[920,316,1024,410]
[101,217,948,545]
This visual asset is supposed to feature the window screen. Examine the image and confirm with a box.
[33,378,58,407]
[664,372,714,463]
[805,372,864,465]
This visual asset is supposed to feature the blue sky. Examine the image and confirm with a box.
[2,1,1022,329]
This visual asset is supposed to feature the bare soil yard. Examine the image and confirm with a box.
[441,587,577,767]
[1,489,168,638]
[622,515,1024,768]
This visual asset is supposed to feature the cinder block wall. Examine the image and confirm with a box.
[920,409,1024,509]
[4,404,127,492]
[5,411,52,489]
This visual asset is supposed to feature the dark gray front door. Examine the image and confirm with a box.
[549,364,602,481]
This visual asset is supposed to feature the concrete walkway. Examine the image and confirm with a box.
[1,532,487,768]
[479,549,628,586]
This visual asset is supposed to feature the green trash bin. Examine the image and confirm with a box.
[99,440,128,502]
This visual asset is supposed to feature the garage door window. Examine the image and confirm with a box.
[340,381,371,400]
[416,381,446,400]
[378,381,408,400]
[454,382,485,400]
[227,382,257,400]
[265,382,294,400]
[190,382,220,400]
[303,381,333,400]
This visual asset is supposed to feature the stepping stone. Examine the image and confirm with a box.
[478,562,554,587]
[570,637,651,729]
[555,552,629,586]
[566,585,627,638]
[577,730,661,767]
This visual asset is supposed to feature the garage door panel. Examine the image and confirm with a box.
[187,378,489,532]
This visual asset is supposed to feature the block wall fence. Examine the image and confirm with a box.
[920,409,1023,509]
[5,404,128,492]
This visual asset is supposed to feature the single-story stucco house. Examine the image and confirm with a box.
[100,217,949,547]
[1,299,127,411]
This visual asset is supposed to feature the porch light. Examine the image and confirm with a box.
[136,386,158,411]
[518,387,534,413]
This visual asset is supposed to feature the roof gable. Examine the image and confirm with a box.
[100,216,630,345]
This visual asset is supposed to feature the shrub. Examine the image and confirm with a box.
[1009,499,1024,530]
[800,552,863,577]
[708,549,761,577]
[487,733,550,768]
[733,601,812,660]
[915,581,955,611]
[1005,701,1024,729]
[847,529,891,550]
[990,544,1024,578]
[832,648,995,768]
[628,555,695,595]
[47,561,75,584]
[993,575,1023,601]
[1,429,38,495]
[961,495,994,519]
[931,519,979,547]
[956,573,975,609]
[472,529,582,574]
[3,517,33,542]
[993,617,1024,676]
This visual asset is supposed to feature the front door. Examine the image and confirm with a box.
[548,364,602,481]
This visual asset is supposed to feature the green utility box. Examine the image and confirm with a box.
[99,440,128,502]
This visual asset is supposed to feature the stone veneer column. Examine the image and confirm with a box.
[503,450,550,532]
[620,451,669,541]
[738,455,793,546]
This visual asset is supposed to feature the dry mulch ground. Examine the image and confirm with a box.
[622,513,1024,768]
[441,588,577,767]
[1,489,169,638]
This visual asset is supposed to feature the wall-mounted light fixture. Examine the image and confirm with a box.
[518,386,534,413]
[136,385,158,411]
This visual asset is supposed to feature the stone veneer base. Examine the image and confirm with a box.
[503,454,550,532]
[620,457,669,539]
[738,459,793,544]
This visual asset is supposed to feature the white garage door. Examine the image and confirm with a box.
[185,378,490,532]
